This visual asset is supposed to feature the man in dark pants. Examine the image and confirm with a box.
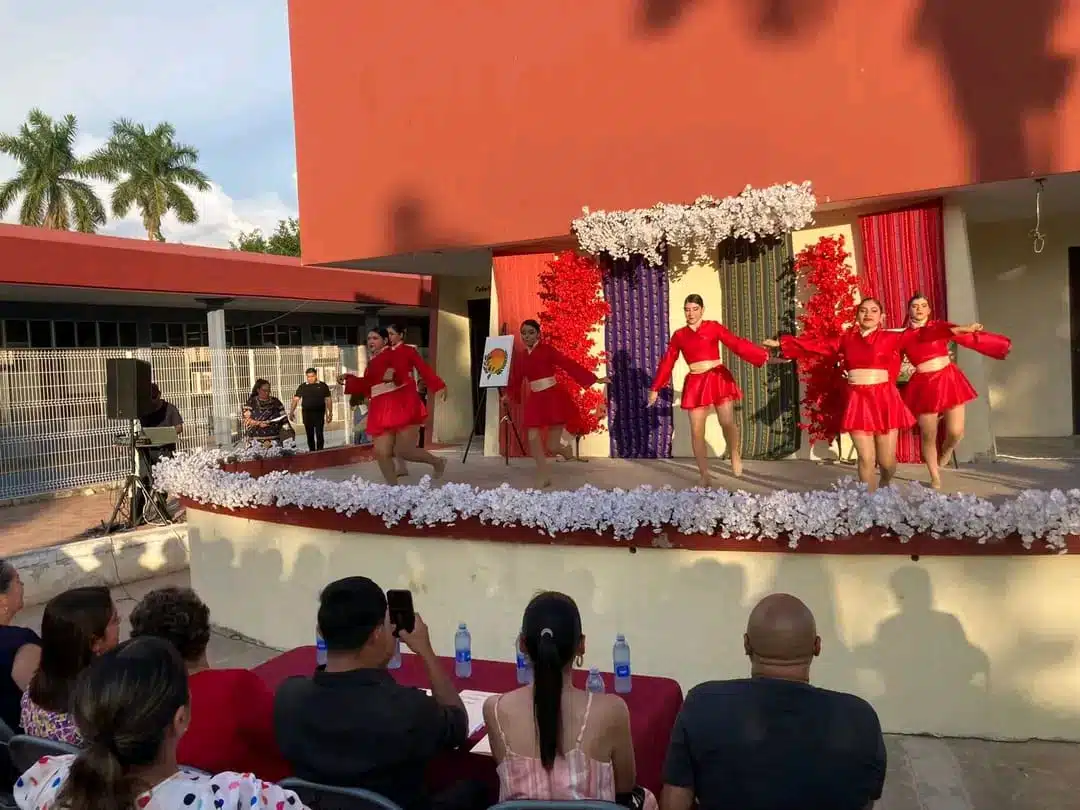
[290,368,332,451]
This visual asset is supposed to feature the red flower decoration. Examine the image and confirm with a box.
[792,235,858,443]
[538,252,610,437]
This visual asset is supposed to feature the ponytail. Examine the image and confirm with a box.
[57,743,138,810]
[532,629,564,770]
[521,591,583,772]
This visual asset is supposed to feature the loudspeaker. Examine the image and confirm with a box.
[105,358,153,420]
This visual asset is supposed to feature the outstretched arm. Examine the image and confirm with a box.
[765,334,841,360]
[650,335,682,393]
[952,328,1011,360]
[716,325,769,367]
[405,346,447,398]
[551,346,605,388]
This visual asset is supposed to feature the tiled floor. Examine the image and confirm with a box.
[11,572,1076,810]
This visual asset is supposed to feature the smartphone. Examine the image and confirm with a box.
[386,589,415,636]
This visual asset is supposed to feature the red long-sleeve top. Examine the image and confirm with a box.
[903,320,1012,364]
[343,345,446,397]
[778,323,956,369]
[651,321,769,392]
[507,342,597,402]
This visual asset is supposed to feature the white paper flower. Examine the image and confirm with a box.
[152,448,1078,553]
[571,182,817,265]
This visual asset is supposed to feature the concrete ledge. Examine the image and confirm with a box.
[11,524,190,609]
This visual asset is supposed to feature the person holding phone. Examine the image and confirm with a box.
[273,577,487,810]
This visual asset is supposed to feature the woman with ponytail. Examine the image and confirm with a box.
[482,593,651,809]
[14,637,307,810]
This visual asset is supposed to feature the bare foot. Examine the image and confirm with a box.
[939,449,954,468]
[432,457,447,480]
[730,456,743,478]
[929,474,942,490]
[697,475,712,489]
[878,471,894,489]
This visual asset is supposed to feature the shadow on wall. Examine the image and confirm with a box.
[389,193,476,255]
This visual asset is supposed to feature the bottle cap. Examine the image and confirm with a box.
[458,622,467,629]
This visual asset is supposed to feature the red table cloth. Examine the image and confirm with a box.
[255,647,683,796]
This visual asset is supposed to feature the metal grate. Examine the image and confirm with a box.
[0,346,359,501]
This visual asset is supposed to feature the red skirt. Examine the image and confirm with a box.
[842,382,916,434]
[366,381,427,437]
[902,365,977,415]
[523,385,576,429]
[679,365,742,410]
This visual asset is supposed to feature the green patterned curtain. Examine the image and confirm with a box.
[718,236,800,459]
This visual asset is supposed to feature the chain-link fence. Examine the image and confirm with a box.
[0,346,362,501]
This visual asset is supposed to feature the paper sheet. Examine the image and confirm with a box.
[460,689,498,737]
[470,735,492,756]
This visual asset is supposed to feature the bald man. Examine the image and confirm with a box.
[661,594,886,810]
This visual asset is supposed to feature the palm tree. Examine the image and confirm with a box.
[92,119,211,241]
[0,109,109,232]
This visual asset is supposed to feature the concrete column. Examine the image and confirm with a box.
[201,300,234,448]
[943,202,996,462]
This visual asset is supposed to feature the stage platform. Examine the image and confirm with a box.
[310,441,1080,500]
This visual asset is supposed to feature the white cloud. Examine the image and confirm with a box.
[0,134,296,248]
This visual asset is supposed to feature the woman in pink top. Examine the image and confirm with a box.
[482,592,655,809]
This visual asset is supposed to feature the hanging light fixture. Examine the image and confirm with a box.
[1029,178,1046,254]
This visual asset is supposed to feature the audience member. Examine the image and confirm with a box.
[274,576,486,810]
[13,636,307,810]
[0,561,40,733]
[22,586,119,745]
[129,587,290,780]
[661,593,886,810]
[483,592,648,807]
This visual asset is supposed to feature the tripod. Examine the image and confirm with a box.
[461,387,526,465]
[105,420,173,534]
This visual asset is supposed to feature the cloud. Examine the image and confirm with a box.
[0,133,296,248]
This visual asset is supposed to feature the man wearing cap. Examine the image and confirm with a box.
[291,367,333,451]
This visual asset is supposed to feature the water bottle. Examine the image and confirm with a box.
[613,633,632,694]
[454,623,472,678]
[586,667,606,694]
[315,629,327,669]
[515,636,532,685]
[388,637,402,670]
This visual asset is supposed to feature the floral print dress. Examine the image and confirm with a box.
[15,755,308,810]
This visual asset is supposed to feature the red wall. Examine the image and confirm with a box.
[289,0,1080,265]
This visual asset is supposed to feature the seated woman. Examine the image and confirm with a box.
[0,561,41,734]
[129,587,290,780]
[14,636,308,810]
[22,586,118,745]
[243,379,288,444]
[482,592,653,809]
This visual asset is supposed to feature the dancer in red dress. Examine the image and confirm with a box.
[346,329,409,477]
[501,319,610,488]
[763,298,984,491]
[339,328,447,485]
[649,294,768,485]
[902,294,1012,488]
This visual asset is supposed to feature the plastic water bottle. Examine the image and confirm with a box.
[455,623,472,678]
[613,633,632,694]
[586,667,606,694]
[315,629,327,668]
[388,637,402,670]
[515,637,532,685]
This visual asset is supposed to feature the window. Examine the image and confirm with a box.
[184,323,207,347]
[231,326,249,347]
[118,322,138,347]
[3,320,29,347]
[76,321,98,348]
[53,322,77,348]
[150,323,168,345]
[29,321,52,348]
[167,324,184,347]
[98,322,119,348]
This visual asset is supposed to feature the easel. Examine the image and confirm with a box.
[461,389,526,465]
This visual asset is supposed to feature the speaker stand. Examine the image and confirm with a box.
[105,421,173,534]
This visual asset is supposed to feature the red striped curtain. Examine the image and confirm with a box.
[858,201,947,463]
[492,253,550,457]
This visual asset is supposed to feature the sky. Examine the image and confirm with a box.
[0,1,298,247]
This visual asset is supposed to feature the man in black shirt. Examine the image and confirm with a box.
[274,577,486,810]
[662,594,887,810]
[290,368,332,451]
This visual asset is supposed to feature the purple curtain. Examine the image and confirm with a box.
[603,256,672,458]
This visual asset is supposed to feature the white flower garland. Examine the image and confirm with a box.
[155,448,1080,552]
[571,182,818,266]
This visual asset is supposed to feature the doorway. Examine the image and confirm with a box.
[1069,248,1080,433]
[467,297,491,434]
